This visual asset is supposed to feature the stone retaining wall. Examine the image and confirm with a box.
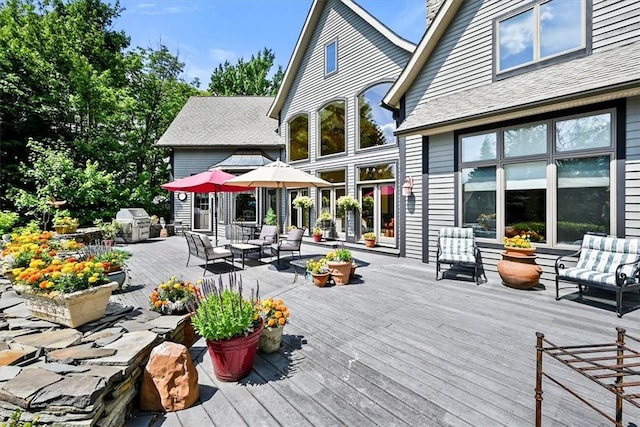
[0,279,192,426]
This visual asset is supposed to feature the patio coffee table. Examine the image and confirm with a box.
[229,243,262,268]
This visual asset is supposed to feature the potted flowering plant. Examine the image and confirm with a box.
[149,276,199,315]
[292,195,314,210]
[306,257,330,287]
[12,256,117,327]
[325,248,353,285]
[257,297,290,353]
[337,195,360,211]
[190,274,262,381]
[53,210,79,234]
[312,227,323,242]
[363,232,376,248]
[503,234,534,255]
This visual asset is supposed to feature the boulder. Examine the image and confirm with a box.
[139,342,198,412]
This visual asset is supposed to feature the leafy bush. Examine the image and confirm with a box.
[264,208,277,226]
[0,211,19,235]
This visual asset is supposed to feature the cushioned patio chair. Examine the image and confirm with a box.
[246,225,278,256]
[184,231,234,276]
[271,227,306,263]
[436,226,483,285]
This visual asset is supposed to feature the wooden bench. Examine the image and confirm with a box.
[555,234,640,317]
[184,231,234,276]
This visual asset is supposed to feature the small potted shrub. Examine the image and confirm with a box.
[53,210,79,234]
[325,248,353,285]
[94,219,120,246]
[363,232,376,248]
[312,227,323,242]
[190,274,262,381]
[257,297,290,353]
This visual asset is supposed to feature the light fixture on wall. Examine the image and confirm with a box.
[177,192,187,201]
[402,176,414,197]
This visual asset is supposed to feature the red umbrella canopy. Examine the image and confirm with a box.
[161,168,253,193]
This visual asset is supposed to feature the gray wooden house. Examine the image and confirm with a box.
[156,96,282,236]
[267,0,415,248]
[383,0,640,284]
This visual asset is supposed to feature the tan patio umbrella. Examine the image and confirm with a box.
[224,159,332,230]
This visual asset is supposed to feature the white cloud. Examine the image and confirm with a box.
[209,48,237,64]
[500,19,533,58]
[380,122,396,144]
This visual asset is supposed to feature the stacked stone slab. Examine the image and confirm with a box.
[0,279,195,426]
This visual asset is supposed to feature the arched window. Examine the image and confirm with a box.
[288,114,308,161]
[319,100,345,156]
[358,83,395,149]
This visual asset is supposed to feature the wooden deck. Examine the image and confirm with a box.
[120,235,640,426]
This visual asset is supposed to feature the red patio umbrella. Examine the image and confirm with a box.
[161,168,253,245]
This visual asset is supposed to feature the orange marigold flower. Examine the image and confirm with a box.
[278,317,286,326]
[268,318,276,327]
[274,311,283,318]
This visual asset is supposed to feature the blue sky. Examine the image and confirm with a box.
[114,0,427,87]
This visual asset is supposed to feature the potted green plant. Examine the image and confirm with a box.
[337,195,360,211]
[312,227,323,242]
[53,210,79,234]
[190,274,262,381]
[257,297,290,353]
[264,208,277,226]
[292,195,314,210]
[316,211,332,229]
[363,232,376,248]
[306,257,330,287]
[94,219,120,246]
[325,248,353,285]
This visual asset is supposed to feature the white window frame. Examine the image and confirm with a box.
[459,108,616,249]
[324,38,338,76]
[495,0,587,75]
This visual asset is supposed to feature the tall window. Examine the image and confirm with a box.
[289,114,308,161]
[319,101,345,156]
[325,39,337,76]
[496,0,587,74]
[460,110,614,247]
[234,192,256,223]
[359,83,395,149]
[319,170,346,237]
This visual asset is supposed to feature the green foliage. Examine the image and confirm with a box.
[264,208,277,226]
[94,219,120,240]
[0,211,19,235]
[190,275,260,341]
[326,248,353,263]
[208,47,283,96]
[363,232,376,241]
[305,258,329,274]
[0,408,39,426]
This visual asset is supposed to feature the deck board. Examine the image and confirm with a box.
[119,236,640,426]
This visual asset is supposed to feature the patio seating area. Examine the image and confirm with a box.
[114,235,640,426]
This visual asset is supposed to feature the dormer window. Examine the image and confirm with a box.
[495,0,589,78]
[325,39,337,76]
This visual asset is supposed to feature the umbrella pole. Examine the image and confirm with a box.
[214,193,218,246]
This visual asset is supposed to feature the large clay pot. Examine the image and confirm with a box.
[364,239,376,248]
[206,321,263,382]
[504,246,536,257]
[259,326,284,353]
[497,248,542,289]
[327,261,351,285]
[311,272,330,287]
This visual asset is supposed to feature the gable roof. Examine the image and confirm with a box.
[382,0,463,109]
[267,0,416,119]
[156,96,281,147]
[396,42,640,136]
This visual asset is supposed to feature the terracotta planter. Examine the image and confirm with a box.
[364,239,376,248]
[313,234,322,242]
[259,326,284,353]
[206,321,263,382]
[497,248,542,290]
[15,281,118,328]
[311,272,330,287]
[327,261,351,285]
[350,264,357,279]
[504,246,536,257]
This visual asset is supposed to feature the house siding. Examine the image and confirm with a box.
[405,134,424,259]
[171,147,280,234]
[277,0,412,244]
[405,0,640,115]
[626,96,640,237]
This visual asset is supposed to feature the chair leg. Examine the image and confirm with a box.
[617,290,623,318]
[555,277,560,301]
[186,253,191,267]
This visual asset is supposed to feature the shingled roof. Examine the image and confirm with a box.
[396,42,640,136]
[156,96,282,147]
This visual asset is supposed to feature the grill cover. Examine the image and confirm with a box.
[115,208,151,243]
